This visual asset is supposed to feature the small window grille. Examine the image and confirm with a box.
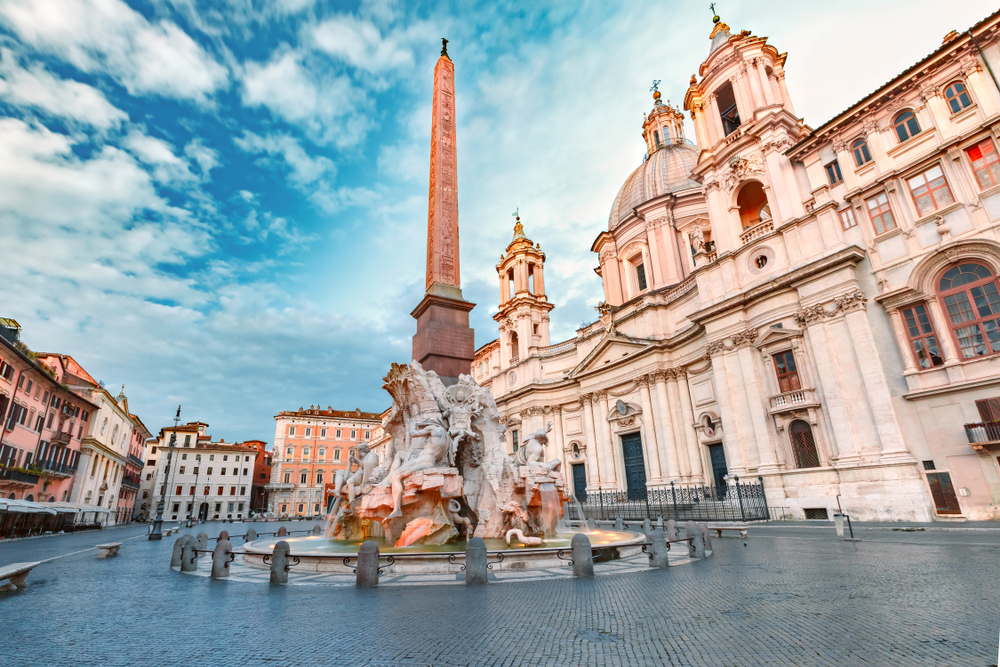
[922,460,936,471]
[804,508,828,520]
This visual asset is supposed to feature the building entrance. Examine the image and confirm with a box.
[198,502,208,521]
[572,463,587,502]
[708,444,728,497]
[621,433,647,500]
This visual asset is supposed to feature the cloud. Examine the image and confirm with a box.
[240,46,371,146]
[0,48,128,130]
[184,138,220,178]
[234,130,334,186]
[0,0,228,103]
[311,15,413,73]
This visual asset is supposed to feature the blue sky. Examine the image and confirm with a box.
[1,0,995,445]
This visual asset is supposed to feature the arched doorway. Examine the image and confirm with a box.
[736,181,771,230]
[789,420,820,468]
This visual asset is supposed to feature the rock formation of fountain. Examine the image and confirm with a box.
[325,361,570,547]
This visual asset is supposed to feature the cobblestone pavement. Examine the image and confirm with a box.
[0,521,998,666]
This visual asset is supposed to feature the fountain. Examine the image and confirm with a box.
[244,361,643,573]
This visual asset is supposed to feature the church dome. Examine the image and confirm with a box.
[608,141,700,229]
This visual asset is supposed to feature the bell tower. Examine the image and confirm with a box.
[495,214,554,370]
[642,82,687,154]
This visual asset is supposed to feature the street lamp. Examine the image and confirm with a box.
[149,405,181,541]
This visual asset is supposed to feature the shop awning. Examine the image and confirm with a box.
[0,499,58,514]
[46,501,111,514]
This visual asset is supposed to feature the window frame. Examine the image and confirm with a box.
[936,262,1000,360]
[772,350,801,393]
[900,303,944,369]
[851,137,872,167]
[944,81,974,115]
[966,138,1000,191]
[906,164,955,217]
[824,160,843,186]
[893,110,921,143]
[838,207,857,230]
[865,192,897,235]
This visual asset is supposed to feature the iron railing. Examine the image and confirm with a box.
[0,467,40,485]
[576,476,769,522]
[964,421,1000,444]
[40,461,77,476]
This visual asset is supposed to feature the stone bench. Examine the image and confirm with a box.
[706,523,748,538]
[0,562,41,590]
[96,542,122,558]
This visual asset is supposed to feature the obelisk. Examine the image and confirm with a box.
[411,39,475,383]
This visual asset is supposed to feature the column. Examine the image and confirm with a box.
[534,263,546,299]
[652,371,681,481]
[708,354,745,473]
[692,103,711,149]
[581,394,601,489]
[803,318,857,462]
[776,70,794,115]
[755,59,776,106]
[498,272,507,305]
[637,377,663,482]
[706,94,724,146]
[596,392,619,487]
[737,345,780,473]
[666,373,693,478]
[550,406,568,473]
[732,74,753,121]
[676,369,706,483]
[644,222,665,288]
[843,306,913,460]
[887,308,918,373]
[925,299,961,363]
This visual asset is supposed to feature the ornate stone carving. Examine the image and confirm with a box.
[705,339,728,357]
[596,302,615,334]
[722,151,765,191]
[961,54,981,77]
[832,139,848,154]
[834,290,867,314]
[793,290,868,325]
[732,328,759,348]
[599,248,617,263]
[862,117,879,135]
[918,82,939,103]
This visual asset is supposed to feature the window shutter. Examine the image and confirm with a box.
[976,398,1000,422]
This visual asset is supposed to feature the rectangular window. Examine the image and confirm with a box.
[217,486,223,495]
[318,447,326,458]
[336,429,342,438]
[179,466,185,474]
[0,362,13,381]
[838,208,857,230]
[967,139,1000,190]
[901,304,944,369]
[17,375,24,389]
[283,471,291,484]
[865,193,897,235]
[350,430,357,439]
[152,446,156,453]
[204,486,210,495]
[221,468,226,476]
[636,263,648,291]
[243,468,248,475]
[334,449,341,460]
[773,350,801,393]
[305,427,311,436]
[300,471,308,484]
[189,486,195,495]
[303,447,310,458]
[25,379,32,394]
[365,431,371,440]
[286,446,293,456]
[172,503,179,512]
[825,160,843,185]
[181,453,187,460]
[316,471,324,484]
[230,486,236,495]
[184,434,191,445]
[925,472,962,514]
[280,504,287,513]
[175,485,182,495]
[289,426,296,436]
[907,165,955,216]
[512,429,520,453]
[42,390,48,404]
[207,467,213,475]
[193,467,199,474]
[321,428,327,438]
[976,398,1000,422]
[297,504,304,513]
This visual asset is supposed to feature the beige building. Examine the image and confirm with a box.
[473,11,1000,522]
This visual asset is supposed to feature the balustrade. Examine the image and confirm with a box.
[740,220,774,246]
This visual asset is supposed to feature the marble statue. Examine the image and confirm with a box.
[505,528,544,547]
[328,442,380,519]
[384,416,452,519]
[517,422,562,471]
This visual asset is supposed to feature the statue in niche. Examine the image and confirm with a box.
[690,225,706,253]
[383,416,452,519]
[442,381,481,466]
[516,422,562,471]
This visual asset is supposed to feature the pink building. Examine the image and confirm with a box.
[0,319,98,534]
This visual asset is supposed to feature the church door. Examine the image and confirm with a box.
[572,464,588,502]
[708,444,728,498]
[198,503,208,521]
[621,433,647,500]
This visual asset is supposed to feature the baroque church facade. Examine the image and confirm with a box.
[473,11,1000,521]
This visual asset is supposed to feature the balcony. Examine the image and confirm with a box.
[39,461,77,478]
[740,220,774,246]
[121,473,141,489]
[768,388,820,415]
[963,421,1000,454]
[50,431,72,446]
[0,467,40,486]
[127,454,144,467]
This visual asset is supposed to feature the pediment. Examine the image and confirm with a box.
[569,334,654,378]
[754,325,803,351]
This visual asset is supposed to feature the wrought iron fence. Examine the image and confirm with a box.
[576,476,769,523]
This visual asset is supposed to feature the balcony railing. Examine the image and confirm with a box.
[768,388,819,414]
[740,220,774,246]
[121,474,141,489]
[50,431,72,446]
[40,461,77,477]
[0,467,40,485]
[964,421,1000,454]
[127,454,144,467]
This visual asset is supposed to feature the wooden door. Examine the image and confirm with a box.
[620,433,647,500]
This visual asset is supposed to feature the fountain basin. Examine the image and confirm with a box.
[242,530,646,574]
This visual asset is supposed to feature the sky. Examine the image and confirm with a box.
[1,0,995,446]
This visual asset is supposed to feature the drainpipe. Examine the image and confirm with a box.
[967,30,1000,95]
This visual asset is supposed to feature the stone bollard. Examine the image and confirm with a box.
[196,532,208,551]
[642,518,652,538]
[270,541,290,584]
[697,522,713,553]
[312,525,321,535]
[647,529,669,568]
[211,539,232,578]
[685,521,706,558]
[245,528,257,542]
[171,535,191,568]
[180,539,198,573]
[277,526,288,537]
[834,513,845,537]
[218,530,229,542]
[586,518,596,530]
[665,519,678,542]
[655,515,664,530]
[613,517,624,531]
[571,533,595,578]
[356,540,380,588]
[465,537,488,585]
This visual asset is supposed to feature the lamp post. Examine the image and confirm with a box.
[149,405,181,541]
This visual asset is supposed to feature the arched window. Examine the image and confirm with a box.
[736,181,770,230]
[851,138,872,167]
[653,130,661,149]
[938,262,1000,358]
[789,420,819,468]
[716,82,741,136]
[944,82,973,114]
[893,111,921,143]
[24,494,34,502]
[510,332,519,362]
[572,443,580,457]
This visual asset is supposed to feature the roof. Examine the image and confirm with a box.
[607,141,701,229]
[788,9,1000,155]
[274,407,384,421]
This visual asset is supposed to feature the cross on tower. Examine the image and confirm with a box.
[710,3,716,16]
[650,80,661,94]
[512,207,519,220]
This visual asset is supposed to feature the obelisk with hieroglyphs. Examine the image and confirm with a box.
[411,39,475,383]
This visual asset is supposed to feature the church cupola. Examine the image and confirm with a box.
[643,82,687,155]
[495,213,555,368]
